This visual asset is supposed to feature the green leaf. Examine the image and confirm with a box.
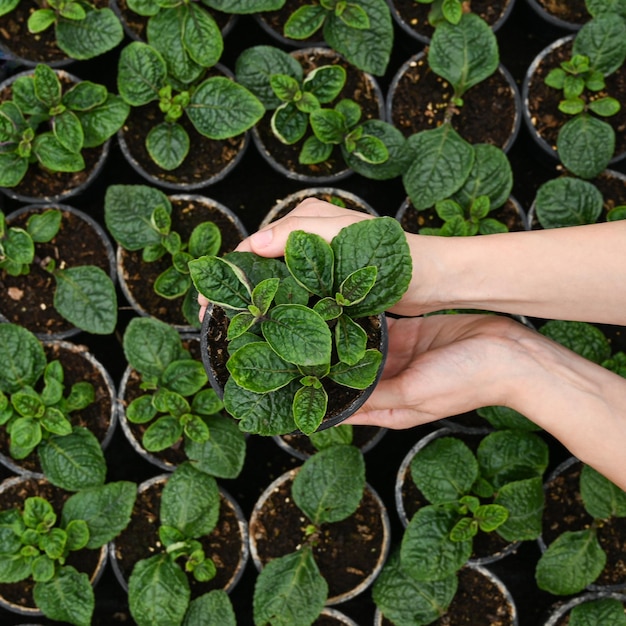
[536,529,606,595]
[293,444,364,523]
[227,341,299,392]
[33,133,85,172]
[403,124,474,209]
[0,0,20,17]
[285,230,334,297]
[32,554,55,582]
[401,505,473,581]
[117,41,167,106]
[323,0,393,76]
[350,133,388,164]
[185,414,246,479]
[0,153,29,187]
[146,122,190,171]
[123,317,185,379]
[39,428,106,491]
[161,360,208,397]
[270,73,301,102]
[27,8,56,33]
[62,481,136,549]
[34,566,94,626]
[338,2,370,28]
[292,384,327,435]
[189,256,252,311]
[27,209,62,244]
[129,554,190,626]
[429,13,499,96]
[64,519,89,552]
[569,597,626,626]
[189,221,221,258]
[332,217,412,317]
[557,115,614,180]
[475,503,509,532]
[53,265,117,335]
[373,550,457,626]
[589,96,621,117]
[283,4,327,39]
[62,82,107,112]
[41,408,73,436]
[262,304,332,367]
[55,7,123,60]
[187,77,264,140]
[540,320,611,364]
[310,108,345,144]
[253,547,327,626]
[143,415,184,451]
[338,266,377,307]
[182,4,222,68]
[161,462,220,537]
[299,135,333,164]
[335,314,367,366]
[34,64,61,107]
[75,94,129,148]
[580,464,626,519]
[303,64,346,103]
[183,590,236,626]
[534,177,603,228]
[328,349,382,389]
[271,102,309,145]
[410,436,479,504]
[573,12,626,76]
[495,477,544,542]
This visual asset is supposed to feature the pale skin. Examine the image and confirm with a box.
[198,199,626,491]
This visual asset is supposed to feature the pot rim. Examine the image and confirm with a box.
[253,13,326,49]
[115,193,247,333]
[0,203,117,340]
[0,338,118,477]
[385,53,522,154]
[248,466,391,605]
[0,474,109,616]
[523,0,584,32]
[541,590,626,626]
[108,473,249,595]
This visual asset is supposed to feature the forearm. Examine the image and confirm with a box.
[403,221,626,325]
[505,331,626,491]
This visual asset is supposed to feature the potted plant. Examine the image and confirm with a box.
[395,427,548,581]
[386,12,521,154]
[0,0,123,65]
[189,216,412,435]
[0,323,114,492]
[116,40,264,189]
[235,45,409,183]
[0,64,129,202]
[536,457,626,595]
[0,204,118,337]
[0,476,136,624]
[109,461,249,626]
[542,591,626,626]
[254,0,394,77]
[522,12,626,176]
[104,183,247,329]
[249,431,390,622]
[119,316,246,476]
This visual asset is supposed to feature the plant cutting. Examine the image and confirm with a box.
[190,216,412,435]
[121,316,246,477]
[396,428,548,583]
[0,0,123,64]
[0,204,118,335]
[116,40,263,183]
[235,45,410,182]
[250,430,390,624]
[0,64,129,199]
[0,323,110,492]
[105,184,245,329]
[258,0,394,77]
[536,459,626,595]
[0,478,136,625]
[115,462,247,626]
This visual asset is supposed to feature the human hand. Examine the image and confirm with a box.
[346,314,533,429]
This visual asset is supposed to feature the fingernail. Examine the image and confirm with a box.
[251,228,273,248]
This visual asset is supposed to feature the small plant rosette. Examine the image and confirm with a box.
[0,474,118,619]
[0,203,118,339]
[0,338,118,479]
[259,187,379,229]
[248,466,391,606]
[247,46,387,184]
[373,561,519,626]
[541,591,626,626]
[108,472,249,597]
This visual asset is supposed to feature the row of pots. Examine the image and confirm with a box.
[4,31,623,203]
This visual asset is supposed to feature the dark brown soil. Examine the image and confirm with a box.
[390,0,513,39]
[542,460,626,587]
[250,469,387,600]
[389,55,519,151]
[0,342,114,474]
[119,67,247,188]
[0,207,114,336]
[0,476,103,610]
[111,477,245,593]
[531,0,588,25]
[205,304,382,430]
[255,48,383,179]
[380,565,516,625]
[399,197,526,234]
[0,0,110,64]
[118,196,245,327]
[525,40,626,158]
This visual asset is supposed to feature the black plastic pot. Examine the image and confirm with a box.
[541,591,626,626]
[523,0,585,32]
